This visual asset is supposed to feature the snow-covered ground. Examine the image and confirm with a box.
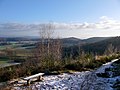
[95,59,118,74]
[11,59,120,90]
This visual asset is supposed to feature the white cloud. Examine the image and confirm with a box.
[0,16,120,35]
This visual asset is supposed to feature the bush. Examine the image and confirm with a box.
[65,61,82,70]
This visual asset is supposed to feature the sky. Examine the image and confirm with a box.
[0,0,120,39]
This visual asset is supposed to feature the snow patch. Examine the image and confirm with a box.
[11,59,120,90]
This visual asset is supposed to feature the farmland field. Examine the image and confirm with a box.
[0,42,33,68]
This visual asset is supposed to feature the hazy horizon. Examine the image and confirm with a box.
[0,35,119,40]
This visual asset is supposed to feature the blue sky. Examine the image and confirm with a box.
[0,0,120,38]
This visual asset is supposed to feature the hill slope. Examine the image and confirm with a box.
[81,36,120,54]
[83,37,110,44]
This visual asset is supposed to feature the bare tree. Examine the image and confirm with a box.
[34,23,62,69]
[104,44,115,56]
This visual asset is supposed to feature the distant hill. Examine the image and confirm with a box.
[81,36,120,54]
[61,37,110,46]
[61,37,84,46]
[0,37,40,41]
[83,37,111,44]
[0,36,110,46]
[1,36,120,56]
